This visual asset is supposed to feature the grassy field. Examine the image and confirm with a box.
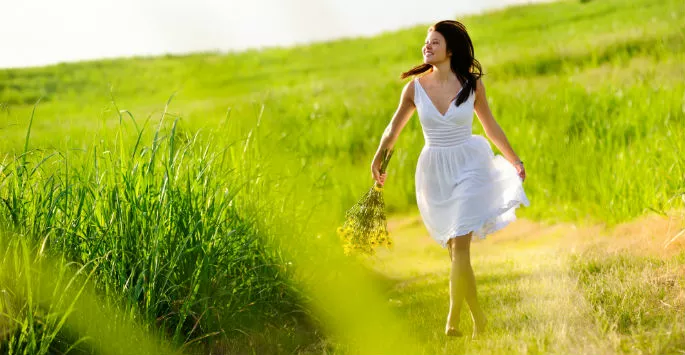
[370,209,685,355]
[1,0,684,353]
[2,0,684,224]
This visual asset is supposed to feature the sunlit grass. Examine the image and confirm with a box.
[367,212,685,355]
[1,0,683,225]
[571,249,685,354]
[0,98,422,354]
[0,102,317,353]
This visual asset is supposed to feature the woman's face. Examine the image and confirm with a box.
[422,30,450,65]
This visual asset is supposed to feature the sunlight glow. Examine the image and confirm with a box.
[0,0,552,69]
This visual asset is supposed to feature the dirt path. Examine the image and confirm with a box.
[366,210,685,354]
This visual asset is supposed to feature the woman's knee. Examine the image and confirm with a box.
[448,232,472,252]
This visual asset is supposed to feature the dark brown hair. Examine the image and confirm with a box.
[401,20,483,107]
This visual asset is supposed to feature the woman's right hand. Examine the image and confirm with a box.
[371,158,387,186]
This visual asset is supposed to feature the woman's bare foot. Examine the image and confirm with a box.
[445,310,463,337]
[445,325,463,337]
[471,313,487,339]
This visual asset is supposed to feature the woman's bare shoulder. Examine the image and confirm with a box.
[401,78,417,104]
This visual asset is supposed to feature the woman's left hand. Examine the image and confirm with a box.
[379,172,387,186]
[515,163,526,182]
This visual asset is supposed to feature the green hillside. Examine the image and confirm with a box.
[2,0,683,224]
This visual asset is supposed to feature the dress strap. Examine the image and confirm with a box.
[413,78,420,106]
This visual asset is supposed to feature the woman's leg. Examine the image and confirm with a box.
[446,232,487,337]
[445,235,466,335]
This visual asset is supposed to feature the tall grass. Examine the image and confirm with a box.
[0,95,425,353]
[0,99,315,352]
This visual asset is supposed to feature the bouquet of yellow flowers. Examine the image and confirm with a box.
[337,148,394,256]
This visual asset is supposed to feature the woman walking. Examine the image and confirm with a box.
[370,20,530,339]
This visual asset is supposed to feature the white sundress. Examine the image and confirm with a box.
[413,77,530,248]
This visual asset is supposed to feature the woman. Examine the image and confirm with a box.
[370,20,530,339]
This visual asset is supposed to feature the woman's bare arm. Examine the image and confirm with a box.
[371,80,417,184]
[473,78,521,165]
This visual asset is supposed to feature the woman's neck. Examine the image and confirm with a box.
[430,61,454,83]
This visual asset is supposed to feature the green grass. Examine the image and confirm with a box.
[0,0,684,353]
[571,250,685,353]
[1,0,683,226]
[367,213,685,355]
[0,233,179,355]
[0,107,319,353]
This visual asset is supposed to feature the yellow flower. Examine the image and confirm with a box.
[373,184,383,192]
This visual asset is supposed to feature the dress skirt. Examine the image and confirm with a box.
[415,134,530,248]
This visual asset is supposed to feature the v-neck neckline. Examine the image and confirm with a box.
[415,78,464,118]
